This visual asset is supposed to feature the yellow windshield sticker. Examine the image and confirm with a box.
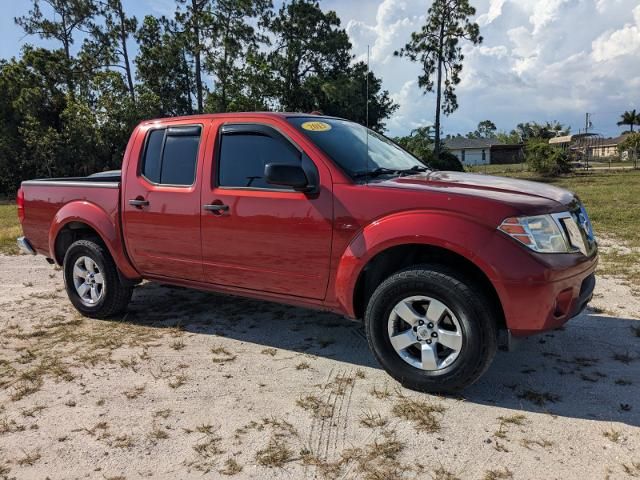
[301,121,332,132]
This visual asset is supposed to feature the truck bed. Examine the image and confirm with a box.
[20,173,122,259]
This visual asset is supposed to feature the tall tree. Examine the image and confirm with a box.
[516,121,569,141]
[395,0,482,159]
[617,109,640,133]
[475,119,496,138]
[15,0,97,94]
[135,15,194,116]
[176,0,212,113]
[305,62,398,132]
[269,0,352,111]
[84,0,138,103]
[204,0,272,113]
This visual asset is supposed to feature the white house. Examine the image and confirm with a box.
[443,137,498,166]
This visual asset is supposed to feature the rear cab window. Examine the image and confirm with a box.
[141,125,202,186]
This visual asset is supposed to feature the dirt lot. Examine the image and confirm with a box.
[0,254,638,480]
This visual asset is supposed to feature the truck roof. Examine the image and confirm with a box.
[140,111,341,126]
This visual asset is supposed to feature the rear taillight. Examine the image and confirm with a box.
[17,188,25,223]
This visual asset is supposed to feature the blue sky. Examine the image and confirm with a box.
[2,0,639,138]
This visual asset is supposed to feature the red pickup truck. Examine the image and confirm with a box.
[16,113,597,392]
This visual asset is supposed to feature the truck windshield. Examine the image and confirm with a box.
[287,117,429,179]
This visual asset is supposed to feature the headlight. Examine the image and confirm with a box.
[498,215,570,253]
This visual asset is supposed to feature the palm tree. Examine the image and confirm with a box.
[617,109,640,133]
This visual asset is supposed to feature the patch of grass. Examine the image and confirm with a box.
[193,435,224,458]
[340,430,406,480]
[0,461,10,477]
[520,438,554,450]
[612,352,635,364]
[0,204,20,255]
[603,428,623,443]
[498,414,527,426]
[355,368,366,379]
[615,378,632,386]
[118,356,139,371]
[219,458,243,476]
[21,405,46,417]
[431,467,461,480]
[370,384,392,400]
[113,434,134,448]
[0,416,26,434]
[168,373,188,389]
[123,385,145,399]
[153,409,171,419]
[261,348,277,356]
[255,437,293,467]
[211,345,237,363]
[17,449,41,466]
[359,410,388,429]
[296,395,332,419]
[170,338,185,351]
[329,373,355,395]
[392,396,446,433]
[483,467,514,480]
[621,462,640,477]
[149,427,169,440]
[10,378,44,401]
[518,389,561,407]
[295,361,310,370]
[494,414,527,440]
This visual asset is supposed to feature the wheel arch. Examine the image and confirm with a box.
[50,201,140,281]
[351,243,505,329]
[333,211,505,329]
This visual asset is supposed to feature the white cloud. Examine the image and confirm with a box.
[592,5,640,61]
[477,0,506,27]
[329,0,640,137]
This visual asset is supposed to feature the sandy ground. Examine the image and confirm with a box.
[0,254,639,480]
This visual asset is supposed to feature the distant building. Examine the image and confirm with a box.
[549,133,628,160]
[443,137,524,166]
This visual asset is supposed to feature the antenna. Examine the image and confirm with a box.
[366,45,370,129]
[365,45,370,182]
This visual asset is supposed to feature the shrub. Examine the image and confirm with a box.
[525,140,571,176]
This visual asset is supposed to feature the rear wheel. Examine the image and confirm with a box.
[63,239,132,318]
[365,265,497,393]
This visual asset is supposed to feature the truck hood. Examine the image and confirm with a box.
[375,171,575,212]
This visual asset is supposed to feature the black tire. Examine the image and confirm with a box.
[63,239,133,319]
[365,264,497,393]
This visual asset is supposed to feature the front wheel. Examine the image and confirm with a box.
[365,265,497,393]
[63,239,133,318]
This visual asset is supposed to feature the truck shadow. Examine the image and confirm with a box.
[120,282,640,427]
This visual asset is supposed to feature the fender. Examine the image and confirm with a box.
[333,210,507,317]
[49,200,140,280]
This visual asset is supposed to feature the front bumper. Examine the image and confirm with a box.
[17,236,36,255]
[504,262,597,337]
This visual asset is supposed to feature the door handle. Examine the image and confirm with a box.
[203,203,229,213]
[128,199,149,208]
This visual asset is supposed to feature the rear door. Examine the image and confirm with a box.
[200,121,333,299]
[122,123,206,281]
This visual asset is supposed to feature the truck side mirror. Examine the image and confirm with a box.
[264,163,310,190]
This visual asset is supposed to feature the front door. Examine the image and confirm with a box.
[122,124,205,281]
[201,122,333,299]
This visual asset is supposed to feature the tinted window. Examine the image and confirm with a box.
[141,127,201,186]
[218,132,300,189]
[142,129,164,183]
[161,134,200,185]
